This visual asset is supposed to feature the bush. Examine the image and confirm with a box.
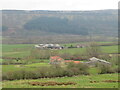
[30,49,60,60]
[85,42,102,58]
[109,55,118,66]
[63,69,75,77]
[37,65,65,78]
[98,63,115,74]
[76,63,89,75]
[3,69,42,80]
[2,63,90,80]
[3,70,22,80]
[67,62,89,75]
[30,49,51,59]
[113,66,120,73]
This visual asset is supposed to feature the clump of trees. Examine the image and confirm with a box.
[90,54,119,74]
[2,63,89,80]
[29,49,59,59]
[97,63,115,74]
[24,17,88,35]
[85,42,103,58]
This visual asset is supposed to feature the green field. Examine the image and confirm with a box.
[59,45,118,54]
[2,42,119,88]
[2,42,118,58]
[2,44,33,52]
[2,73,118,88]
[2,44,33,58]
[61,41,114,47]
[2,62,50,73]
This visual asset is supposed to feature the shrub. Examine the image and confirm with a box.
[76,63,89,75]
[3,70,22,80]
[69,67,80,75]
[85,42,102,58]
[30,49,60,60]
[108,55,118,66]
[64,69,75,77]
[98,63,115,74]
[67,62,76,68]
[53,66,66,77]
[37,65,65,78]
[2,63,90,80]
[2,72,9,80]
[30,49,51,59]
[67,62,89,75]
[37,66,50,78]
[113,66,120,73]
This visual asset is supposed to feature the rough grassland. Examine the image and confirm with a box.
[2,44,118,58]
[2,73,118,88]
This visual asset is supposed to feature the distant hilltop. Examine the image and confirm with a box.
[1,9,118,44]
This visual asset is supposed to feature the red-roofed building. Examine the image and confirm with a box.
[73,61,80,64]
[50,56,81,65]
[65,60,80,64]
[49,56,64,64]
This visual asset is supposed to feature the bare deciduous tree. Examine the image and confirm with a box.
[85,42,102,58]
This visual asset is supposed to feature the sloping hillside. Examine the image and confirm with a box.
[1,10,118,44]
[2,10,118,36]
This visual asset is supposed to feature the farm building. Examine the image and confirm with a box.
[83,57,111,66]
[49,56,81,65]
[89,57,111,64]
[49,56,65,64]
[35,44,64,49]
[64,60,80,64]
[73,61,81,64]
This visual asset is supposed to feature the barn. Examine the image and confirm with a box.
[49,56,65,64]
[50,56,81,65]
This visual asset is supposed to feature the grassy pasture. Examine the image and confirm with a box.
[25,63,50,67]
[2,45,118,58]
[2,62,50,73]
[60,41,113,47]
[1,42,119,88]
[2,42,118,73]
[2,73,118,88]
[2,44,33,52]
[59,45,118,54]
[2,43,118,58]
[2,44,33,58]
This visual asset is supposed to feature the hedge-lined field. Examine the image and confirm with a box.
[1,41,119,88]
[3,62,50,73]
[59,45,118,54]
[2,42,118,58]
[2,73,118,88]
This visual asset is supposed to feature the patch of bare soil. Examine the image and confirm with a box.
[102,80,120,83]
[90,80,120,83]
[90,81,99,83]
[29,81,77,86]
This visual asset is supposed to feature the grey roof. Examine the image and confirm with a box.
[89,57,111,64]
